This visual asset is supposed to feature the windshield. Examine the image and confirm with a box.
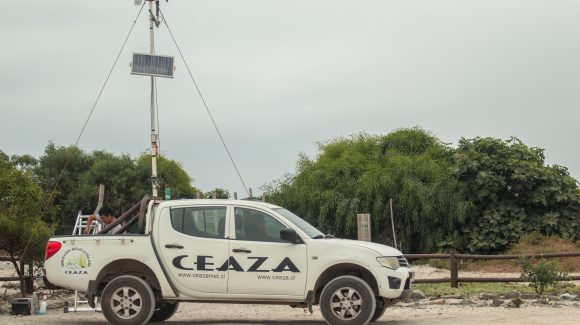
[273,208,324,239]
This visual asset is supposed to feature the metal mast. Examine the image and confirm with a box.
[149,0,160,197]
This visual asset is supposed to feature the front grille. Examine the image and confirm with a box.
[397,256,409,267]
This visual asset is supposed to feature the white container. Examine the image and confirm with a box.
[38,300,47,315]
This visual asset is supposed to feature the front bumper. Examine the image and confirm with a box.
[372,266,413,299]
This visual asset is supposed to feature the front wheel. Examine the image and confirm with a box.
[101,275,156,325]
[150,301,179,322]
[320,275,376,325]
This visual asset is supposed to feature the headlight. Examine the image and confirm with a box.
[377,256,400,269]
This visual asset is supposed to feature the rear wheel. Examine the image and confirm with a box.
[101,275,156,325]
[150,301,179,322]
[320,275,376,325]
[370,298,387,322]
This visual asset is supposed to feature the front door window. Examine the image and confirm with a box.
[234,207,285,242]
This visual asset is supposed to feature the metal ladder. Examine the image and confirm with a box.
[72,211,102,235]
[68,185,104,313]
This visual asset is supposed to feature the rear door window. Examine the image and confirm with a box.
[170,206,227,239]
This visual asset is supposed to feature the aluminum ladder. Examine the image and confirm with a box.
[68,185,104,312]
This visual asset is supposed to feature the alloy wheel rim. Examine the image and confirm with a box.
[110,286,143,319]
[330,287,363,320]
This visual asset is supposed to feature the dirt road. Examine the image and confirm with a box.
[2,303,579,325]
[2,263,579,324]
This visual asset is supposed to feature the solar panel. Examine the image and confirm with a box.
[131,53,174,78]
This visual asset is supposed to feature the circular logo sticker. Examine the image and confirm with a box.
[60,247,92,275]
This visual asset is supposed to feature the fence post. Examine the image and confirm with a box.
[356,214,371,242]
[389,198,398,249]
[450,250,458,288]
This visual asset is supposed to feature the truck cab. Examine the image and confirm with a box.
[45,199,412,325]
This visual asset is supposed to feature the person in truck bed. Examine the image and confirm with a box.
[83,206,123,235]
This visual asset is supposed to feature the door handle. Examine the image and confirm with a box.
[232,248,251,253]
[165,244,184,249]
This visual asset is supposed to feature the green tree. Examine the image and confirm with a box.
[135,154,199,199]
[266,128,470,253]
[205,188,230,199]
[0,158,55,295]
[33,143,93,226]
[32,144,199,233]
[453,137,580,253]
[67,151,141,222]
[10,154,38,171]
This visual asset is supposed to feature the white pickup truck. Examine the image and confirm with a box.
[44,198,413,325]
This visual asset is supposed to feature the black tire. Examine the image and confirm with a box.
[320,275,376,325]
[150,301,179,323]
[370,298,387,322]
[101,275,156,325]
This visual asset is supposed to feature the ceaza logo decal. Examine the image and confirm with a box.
[172,255,300,273]
[60,247,92,275]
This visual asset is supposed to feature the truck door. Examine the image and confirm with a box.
[157,205,230,295]
[227,207,308,297]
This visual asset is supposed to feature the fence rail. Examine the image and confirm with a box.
[404,252,580,287]
[3,252,579,288]
[405,252,580,261]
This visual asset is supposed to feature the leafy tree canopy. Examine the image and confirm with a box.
[266,127,470,253]
[11,143,200,233]
[453,137,580,253]
[205,188,230,199]
[266,130,579,254]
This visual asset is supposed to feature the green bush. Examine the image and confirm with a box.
[519,257,569,298]
[0,158,56,295]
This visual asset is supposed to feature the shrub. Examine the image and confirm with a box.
[519,257,569,300]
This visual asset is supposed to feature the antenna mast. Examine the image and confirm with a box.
[149,0,160,197]
[131,0,173,198]
[131,1,173,198]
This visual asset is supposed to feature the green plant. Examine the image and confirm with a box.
[519,257,569,300]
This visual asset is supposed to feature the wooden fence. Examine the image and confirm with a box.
[0,256,37,288]
[404,252,580,288]
[2,252,579,288]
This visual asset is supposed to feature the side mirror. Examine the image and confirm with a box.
[280,228,298,243]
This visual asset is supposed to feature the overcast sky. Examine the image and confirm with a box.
[2,0,579,196]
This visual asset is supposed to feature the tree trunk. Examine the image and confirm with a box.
[9,253,25,296]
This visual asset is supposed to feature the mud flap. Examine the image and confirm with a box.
[306,290,314,314]
[87,280,97,308]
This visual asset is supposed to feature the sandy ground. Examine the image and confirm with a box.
[2,262,580,324]
[1,303,579,325]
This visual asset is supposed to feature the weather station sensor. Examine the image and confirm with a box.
[131,53,174,78]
